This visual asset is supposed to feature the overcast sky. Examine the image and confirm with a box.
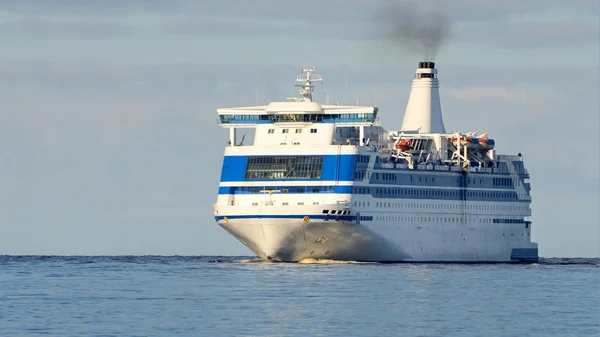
[0,0,598,257]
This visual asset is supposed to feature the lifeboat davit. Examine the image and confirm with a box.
[453,135,488,151]
[395,139,413,151]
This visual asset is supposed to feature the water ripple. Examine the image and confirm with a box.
[0,256,598,336]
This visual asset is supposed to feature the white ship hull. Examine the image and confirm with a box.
[217,217,538,263]
[212,63,539,263]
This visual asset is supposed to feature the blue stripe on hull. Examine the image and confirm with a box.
[219,154,357,182]
[215,214,356,221]
[218,186,352,195]
[217,185,527,203]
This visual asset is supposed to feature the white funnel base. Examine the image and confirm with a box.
[400,63,446,134]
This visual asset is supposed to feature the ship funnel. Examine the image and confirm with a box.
[400,61,446,134]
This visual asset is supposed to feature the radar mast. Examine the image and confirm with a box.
[288,66,323,102]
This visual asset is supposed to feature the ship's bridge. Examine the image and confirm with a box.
[218,102,378,147]
[217,66,379,147]
[217,102,378,127]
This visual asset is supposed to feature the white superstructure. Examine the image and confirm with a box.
[213,63,538,262]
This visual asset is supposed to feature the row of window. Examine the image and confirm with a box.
[363,166,526,189]
[493,177,516,187]
[219,113,376,123]
[321,209,351,215]
[269,128,318,134]
[354,186,519,200]
[356,155,371,164]
[493,219,525,224]
[369,216,522,225]
[355,171,367,180]
[250,201,320,206]
[243,187,324,194]
[241,198,527,212]
[368,216,474,223]
[353,201,529,212]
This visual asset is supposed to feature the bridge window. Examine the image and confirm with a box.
[245,156,323,180]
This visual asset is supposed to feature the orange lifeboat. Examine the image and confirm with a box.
[451,137,467,146]
[395,139,413,151]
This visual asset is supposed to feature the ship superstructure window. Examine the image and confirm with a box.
[219,112,376,124]
[282,129,289,134]
[310,129,317,133]
[268,129,275,134]
[357,155,370,164]
[295,129,303,133]
[245,156,324,180]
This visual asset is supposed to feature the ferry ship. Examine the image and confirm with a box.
[213,62,538,263]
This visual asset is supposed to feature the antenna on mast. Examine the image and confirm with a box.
[289,65,323,102]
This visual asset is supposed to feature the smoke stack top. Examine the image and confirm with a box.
[418,61,435,69]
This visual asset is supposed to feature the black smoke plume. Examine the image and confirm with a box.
[377,1,451,61]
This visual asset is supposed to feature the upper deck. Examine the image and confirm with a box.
[217,102,378,127]
[217,66,378,128]
[217,66,381,148]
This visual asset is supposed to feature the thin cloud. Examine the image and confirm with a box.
[161,14,598,49]
[162,18,371,41]
[1,0,596,23]
[445,85,528,102]
[0,19,135,38]
[1,1,596,48]
[0,61,595,101]
[458,19,599,49]
[0,0,184,16]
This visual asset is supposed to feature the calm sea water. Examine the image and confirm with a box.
[1,256,598,337]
